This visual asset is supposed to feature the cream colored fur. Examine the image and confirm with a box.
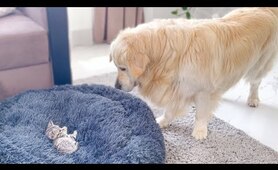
[110,8,278,140]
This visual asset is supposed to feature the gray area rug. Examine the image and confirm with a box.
[74,72,278,163]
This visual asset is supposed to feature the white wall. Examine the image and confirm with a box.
[144,7,238,21]
[67,7,180,48]
[67,7,237,48]
[144,7,179,22]
[67,7,94,48]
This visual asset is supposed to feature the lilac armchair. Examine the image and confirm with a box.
[0,7,53,100]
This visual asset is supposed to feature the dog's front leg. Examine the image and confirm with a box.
[156,106,184,128]
[192,92,220,140]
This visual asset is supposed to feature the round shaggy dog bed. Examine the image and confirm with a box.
[0,84,165,163]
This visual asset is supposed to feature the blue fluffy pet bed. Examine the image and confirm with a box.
[0,84,165,163]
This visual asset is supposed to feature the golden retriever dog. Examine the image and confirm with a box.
[109,8,278,140]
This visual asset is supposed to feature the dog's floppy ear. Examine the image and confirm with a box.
[109,54,112,62]
[127,54,150,79]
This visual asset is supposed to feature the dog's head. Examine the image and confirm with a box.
[110,29,150,92]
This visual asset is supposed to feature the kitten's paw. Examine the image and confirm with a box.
[247,97,260,107]
[156,116,169,128]
[192,125,208,140]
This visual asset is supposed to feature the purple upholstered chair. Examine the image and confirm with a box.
[0,7,53,100]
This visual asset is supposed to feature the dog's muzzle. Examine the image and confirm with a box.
[115,79,122,90]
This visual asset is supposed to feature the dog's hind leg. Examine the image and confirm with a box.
[247,80,261,107]
[192,92,221,140]
[246,52,277,107]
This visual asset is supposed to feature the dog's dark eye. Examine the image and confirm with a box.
[119,67,126,71]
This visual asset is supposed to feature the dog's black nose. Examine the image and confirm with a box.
[115,80,122,89]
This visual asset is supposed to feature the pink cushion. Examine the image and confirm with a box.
[0,13,49,71]
[0,63,53,100]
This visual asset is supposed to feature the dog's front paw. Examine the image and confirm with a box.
[156,116,169,128]
[247,97,260,107]
[192,125,208,140]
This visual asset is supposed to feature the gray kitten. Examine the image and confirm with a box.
[53,130,79,154]
[45,120,67,140]
[45,121,79,154]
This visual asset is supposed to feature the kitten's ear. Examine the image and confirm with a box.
[72,130,77,138]
[48,121,54,128]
